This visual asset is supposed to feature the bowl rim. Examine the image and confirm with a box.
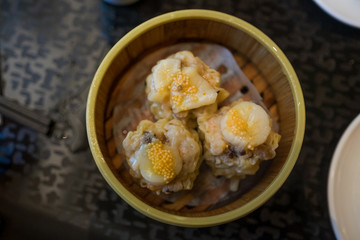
[86,9,305,227]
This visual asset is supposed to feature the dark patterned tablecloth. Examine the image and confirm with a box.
[1,0,359,239]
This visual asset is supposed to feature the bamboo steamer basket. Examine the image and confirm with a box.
[86,9,305,227]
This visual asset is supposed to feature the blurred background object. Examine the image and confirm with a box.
[103,0,140,6]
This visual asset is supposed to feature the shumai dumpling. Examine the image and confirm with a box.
[145,51,228,120]
[197,99,281,182]
[122,118,202,194]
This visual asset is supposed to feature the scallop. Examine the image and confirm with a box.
[220,101,271,149]
[135,140,182,185]
[146,58,181,103]
[170,66,218,113]
[145,51,228,118]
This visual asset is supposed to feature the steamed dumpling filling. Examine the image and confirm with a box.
[146,51,228,120]
[197,99,281,181]
[122,119,202,194]
[120,49,281,194]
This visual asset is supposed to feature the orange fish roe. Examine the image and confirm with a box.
[171,94,183,106]
[147,142,176,183]
[170,71,199,106]
[225,109,256,149]
[226,109,248,137]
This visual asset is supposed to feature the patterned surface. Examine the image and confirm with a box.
[1,0,360,239]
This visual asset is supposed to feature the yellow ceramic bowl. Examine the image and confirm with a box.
[86,9,305,227]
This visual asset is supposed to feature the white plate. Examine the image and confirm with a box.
[328,114,360,240]
[314,0,360,28]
